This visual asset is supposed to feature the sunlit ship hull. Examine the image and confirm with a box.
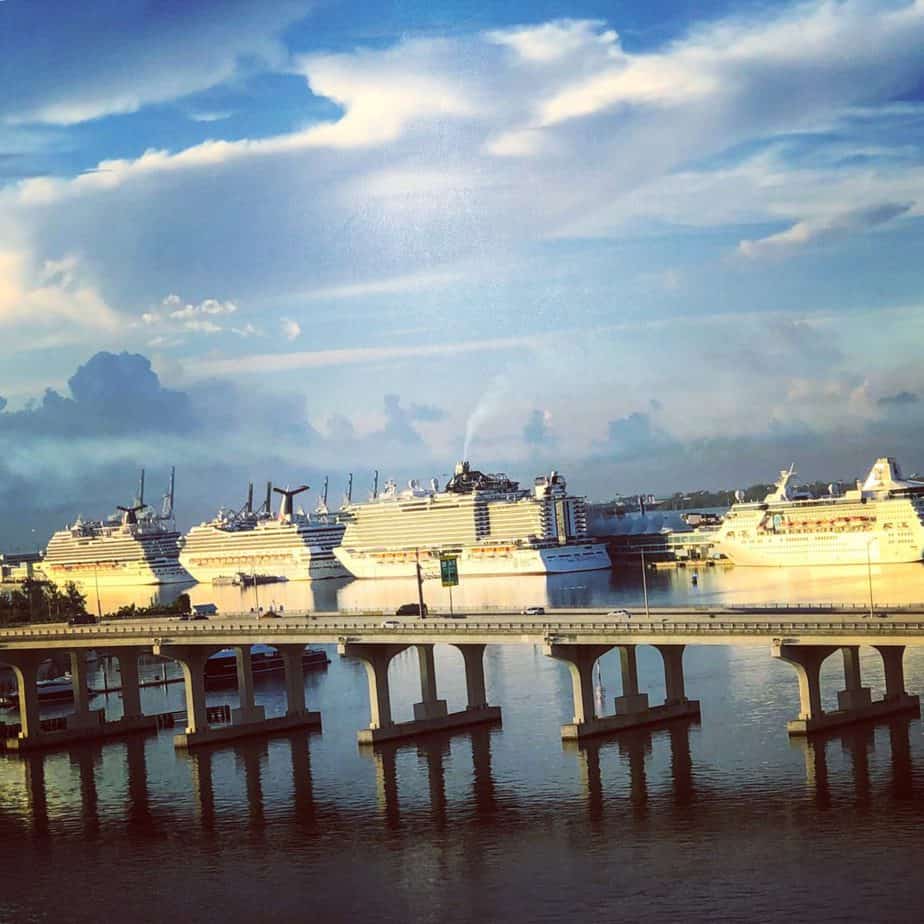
[334,542,611,578]
[179,521,348,583]
[41,560,191,587]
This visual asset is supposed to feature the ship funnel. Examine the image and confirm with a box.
[246,482,254,514]
[263,481,273,515]
[117,504,145,526]
[274,485,309,522]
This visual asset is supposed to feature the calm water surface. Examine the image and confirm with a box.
[3,564,924,922]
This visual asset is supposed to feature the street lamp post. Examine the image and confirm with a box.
[866,539,875,618]
[641,548,650,618]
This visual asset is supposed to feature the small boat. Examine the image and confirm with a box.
[204,644,329,687]
[0,674,81,709]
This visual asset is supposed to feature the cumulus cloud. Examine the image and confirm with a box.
[380,394,447,445]
[739,201,913,258]
[138,294,248,340]
[601,411,677,460]
[0,250,119,330]
[0,351,195,436]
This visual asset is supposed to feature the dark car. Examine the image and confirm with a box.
[395,603,428,616]
[67,613,98,626]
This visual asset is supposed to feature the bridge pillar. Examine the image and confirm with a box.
[614,645,649,715]
[115,648,144,720]
[452,643,489,710]
[340,641,500,744]
[3,651,44,744]
[413,644,448,721]
[232,646,266,725]
[67,650,104,730]
[874,645,908,701]
[340,643,409,730]
[157,645,221,736]
[277,644,309,717]
[654,645,688,705]
[837,646,872,712]
[546,644,612,725]
[772,641,917,735]
[772,643,836,724]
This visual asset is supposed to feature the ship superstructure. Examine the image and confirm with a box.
[43,468,190,587]
[333,460,611,578]
[714,457,924,566]
[179,480,347,583]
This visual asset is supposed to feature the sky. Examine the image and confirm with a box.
[1,0,923,546]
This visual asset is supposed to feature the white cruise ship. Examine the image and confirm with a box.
[714,457,924,566]
[179,482,348,583]
[43,469,191,587]
[334,460,612,578]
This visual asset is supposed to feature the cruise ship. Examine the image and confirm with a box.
[179,481,348,583]
[713,457,924,566]
[333,460,612,578]
[43,469,191,587]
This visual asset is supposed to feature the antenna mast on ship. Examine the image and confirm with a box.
[246,482,254,515]
[346,473,353,504]
[160,466,175,520]
[262,482,272,515]
[322,476,329,507]
[373,470,379,500]
[137,469,146,508]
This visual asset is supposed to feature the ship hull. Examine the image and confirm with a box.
[718,533,924,566]
[334,543,612,579]
[42,562,191,587]
[179,555,349,583]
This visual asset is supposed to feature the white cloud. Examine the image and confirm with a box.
[281,318,301,341]
[739,201,914,259]
[0,250,120,330]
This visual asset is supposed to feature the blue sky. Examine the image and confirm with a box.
[1,0,923,544]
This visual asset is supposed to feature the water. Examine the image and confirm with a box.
[4,564,924,922]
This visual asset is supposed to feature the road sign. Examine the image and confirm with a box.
[440,556,459,587]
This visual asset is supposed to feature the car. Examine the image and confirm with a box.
[522,606,545,615]
[381,618,400,629]
[191,613,209,621]
[395,603,428,616]
[258,609,282,619]
[67,613,98,626]
[607,609,632,619]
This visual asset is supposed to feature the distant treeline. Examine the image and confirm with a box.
[0,581,192,625]
[0,578,89,626]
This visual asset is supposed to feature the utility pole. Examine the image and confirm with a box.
[641,548,650,618]
[416,548,426,618]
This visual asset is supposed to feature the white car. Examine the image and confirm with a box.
[522,606,545,615]
[607,609,632,618]
[380,619,400,629]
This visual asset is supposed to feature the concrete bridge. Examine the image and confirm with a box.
[1,604,923,753]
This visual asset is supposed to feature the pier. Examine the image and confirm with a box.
[1,603,922,753]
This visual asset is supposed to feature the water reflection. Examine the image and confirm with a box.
[359,726,504,829]
[791,717,915,808]
[565,718,697,822]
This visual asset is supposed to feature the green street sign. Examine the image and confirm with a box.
[440,556,459,587]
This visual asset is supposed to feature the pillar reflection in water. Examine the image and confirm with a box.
[791,717,914,807]
[235,742,268,836]
[69,745,101,838]
[123,736,153,832]
[360,726,502,829]
[288,732,316,826]
[565,718,698,820]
